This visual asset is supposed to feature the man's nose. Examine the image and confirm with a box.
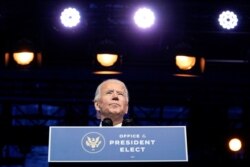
[111,92,119,99]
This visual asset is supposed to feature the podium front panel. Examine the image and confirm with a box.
[48,126,188,163]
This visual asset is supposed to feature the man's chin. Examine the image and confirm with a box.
[107,110,124,116]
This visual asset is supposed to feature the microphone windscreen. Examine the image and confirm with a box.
[102,118,113,126]
[122,118,134,126]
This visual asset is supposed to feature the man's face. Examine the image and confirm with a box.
[95,81,128,121]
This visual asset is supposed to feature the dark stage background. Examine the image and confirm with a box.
[0,0,250,166]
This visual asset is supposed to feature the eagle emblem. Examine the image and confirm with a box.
[86,136,102,149]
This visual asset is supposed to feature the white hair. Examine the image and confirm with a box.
[93,79,129,102]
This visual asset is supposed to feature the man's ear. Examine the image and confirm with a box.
[94,101,100,111]
[94,101,101,119]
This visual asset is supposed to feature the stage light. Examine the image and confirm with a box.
[60,7,81,28]
[176,55,196,70]
[93,54,122,74]
[228,137,242,152]
[96,53,118,67]
[226,135,245,160]
[93,39,122,75]
[4,39,42,68]
[13,52,34,65]
[174,55,205,77]
[133,7,155,29]
[218,10,238,30]
[173,42,205,77]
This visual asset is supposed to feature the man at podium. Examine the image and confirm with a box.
[93,78,133,127]
[49,78,188,166]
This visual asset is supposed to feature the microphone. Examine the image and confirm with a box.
[102,118,113,126]
[122,118,134,126]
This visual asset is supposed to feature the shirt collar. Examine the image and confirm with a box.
[99,122,122,127]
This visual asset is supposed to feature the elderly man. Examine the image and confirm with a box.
[93,79,130,126]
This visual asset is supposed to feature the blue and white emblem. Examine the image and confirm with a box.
[81,132,105,153]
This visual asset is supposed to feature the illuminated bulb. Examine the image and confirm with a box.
[229,138,242,152]
[60,7,81,28]
[134,7,155,29]
[97,54,118,67]
[218,10,238,30]
[176,55,196,70]
[13,52,34,65]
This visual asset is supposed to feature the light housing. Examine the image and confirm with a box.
[4,39,42,69]
[93,39,122,75]
[173,42,205,77]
